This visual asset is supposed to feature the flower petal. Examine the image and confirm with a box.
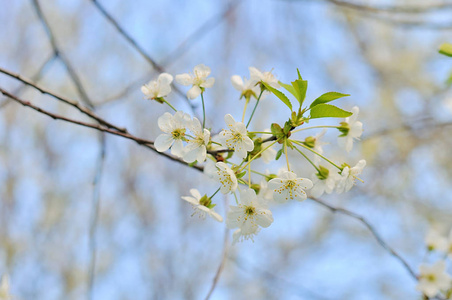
[154,134,173,152]
[175,73,193,86]
[187,85,202,100]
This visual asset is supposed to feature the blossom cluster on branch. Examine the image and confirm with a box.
[142,64,365,244]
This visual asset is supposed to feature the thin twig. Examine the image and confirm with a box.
[204,196,229,300]
[0,88,203,172]
[87,132,106,300]
[0,54,57,110]
[309,197,418,280]
[31,0,95,108]
[90,0,195,112]
[0,67,128,133]
[283,0,452,14]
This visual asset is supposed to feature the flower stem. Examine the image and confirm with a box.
[284,140,290,171]
[246,90,264,128]
[293,146,320,173]
[242,98,250,123]
[238,140,277,172]
[209,187,221,199]
[292,125,339,133]
[248,157,251,188]
[248,131,272,135]
[201,92,206,129]
[250,170,272,179]
[291,140,342,170]
[162,98,177,112]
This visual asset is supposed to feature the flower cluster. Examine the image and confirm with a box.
[142,65,366,244]
[416,229,452,298]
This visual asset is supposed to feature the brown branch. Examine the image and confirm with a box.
[31,0,95,108]
[0,53,56,109]
[309,196,418,280]
[0,87,203,172]
[0,67,128,134]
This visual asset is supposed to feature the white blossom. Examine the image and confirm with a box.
[268,171,313,203]
[338,106,363,153]
[0,275,11,300]
[417,261,452,298]
[175,64,215,99]
[154,111,191,157]
[336,160,366,193]
[310,165,341,198]
[425,229,448,252]
[226,188,274,243]
[231,75,259,100]
[213,162,238,194]
[141,73,173,100]
[182,189,223,222]
[304,129,328,164]
[183,117,210,163]
[249,67,280,89]
[219,114,254,160]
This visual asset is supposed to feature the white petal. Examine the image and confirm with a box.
[154,134,173,152]
[175,73,193,86]
[194,64,211,77]
[209,210,223,222]
[255,211,273,228]
[201,77,215,88]
[231,75,244,91]
[190,189,202,199]
[224,114,236,127]
[158,73,173,85]
[171,139,184,157]
[187,85,202,100]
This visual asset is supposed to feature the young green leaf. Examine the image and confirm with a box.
[309,92,350,108]
[310,104,352,119]
[297,68,303,80]
[262,82,292,111]
[279,81,298,99]
[439,43,452,57]
[292,79,308,106]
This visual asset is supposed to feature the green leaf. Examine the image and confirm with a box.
[275,148,283,160]
[297,68,303,80]
[262,82,292,111]
[310,104,352,119]
[291,79,308,106]
[310,92,350,108]
[279,81,298,99]
[439,43,452,57]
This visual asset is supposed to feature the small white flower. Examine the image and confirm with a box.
[141,73,173,101]
[336,160,366,193]
[219,114,254,160]
[338,106,363,153]
[213,162,238,194]
[249,67,280,89]
[268,171,313,203]
[182,189,223,222]
[310,165,341,198]
[231,75,259,100]
[0,274,11,300]
[417,261,452,298]
[226,188,274,243]
[175,64,215,99]
[183,117,210,163]
[154,111,191,157]
[425,229,448,252]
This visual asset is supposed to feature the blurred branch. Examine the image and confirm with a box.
[0,67,127,133]
[363,119,452,140]
[309,197,418,280]
[285,0,452,14]
[0,53,56,110]
[204,196,230,300]
[90,0,195,112]
[31,0,95,108]
[0,87,203,172]
[94,0,241,107]
[88,133,106,300]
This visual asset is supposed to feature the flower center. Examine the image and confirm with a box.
[426,274,436,282]
[172,128,186,139]
[245,206,256,216]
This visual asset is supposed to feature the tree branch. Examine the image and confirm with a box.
[309,196,418,280]
[0,87,203,172]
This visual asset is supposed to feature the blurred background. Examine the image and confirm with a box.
[1,0,452,299]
